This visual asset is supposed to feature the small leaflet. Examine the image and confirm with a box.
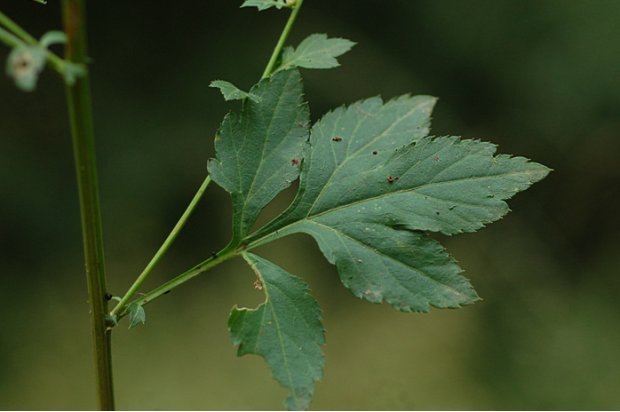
[279,34,356,71]
[240,0,292,11]
[126,302,146,329]
[209,80,262,103]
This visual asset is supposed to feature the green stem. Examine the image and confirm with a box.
[261,0,304,78]
[118,243,240,320]
[0,9,38,45]
[62,0,114,410]
[0,25,22,48]
[110,175,212,317]
[117,0,307,317]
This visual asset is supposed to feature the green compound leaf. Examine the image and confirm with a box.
[230,253,325,411]
[210,80,262,103]
[245,94,550,312]
[126,302,146,329]
[280,34,356,71]
[241,0,291,11]
[208,69,309,245]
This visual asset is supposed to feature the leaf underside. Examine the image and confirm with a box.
[210,69,550,410]
[208,68,309,245]
[230,253,325,411]
[244,93,548,312]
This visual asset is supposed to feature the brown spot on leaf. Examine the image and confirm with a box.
[332,136,342,142]
[388,176,399,183]
[291,158,301,166]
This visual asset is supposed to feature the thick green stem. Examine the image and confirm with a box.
[62,0,114,410]
[261,0,304,78]
[110,175,212,317]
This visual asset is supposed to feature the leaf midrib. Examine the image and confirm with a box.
[238,72,298,236]
[247,168,535,250]
[306,220,471,300]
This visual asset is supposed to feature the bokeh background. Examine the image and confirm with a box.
[1,0,619,409]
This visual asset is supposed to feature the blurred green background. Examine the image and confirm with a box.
[1,0,619,409]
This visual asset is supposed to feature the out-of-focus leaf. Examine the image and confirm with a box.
[280,34,356,70]
[62,62,86,86]
[230,253,325,411]
[39,31,66,49]
[5,45,46,92]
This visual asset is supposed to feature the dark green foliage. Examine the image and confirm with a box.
[230,253,325,411]
[209,51,549,408]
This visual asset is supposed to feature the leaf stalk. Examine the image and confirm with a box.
[0,10,38,45]
[114,0,308,313]
[117,242,240,319]
[261,0,304,78]
[0,25,22,48]
[110,175,213,317]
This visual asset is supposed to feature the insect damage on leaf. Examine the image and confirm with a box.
[209,30,549,410]
[230,253,325,411]
[242,93,550,313]
[207,68,309,246]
